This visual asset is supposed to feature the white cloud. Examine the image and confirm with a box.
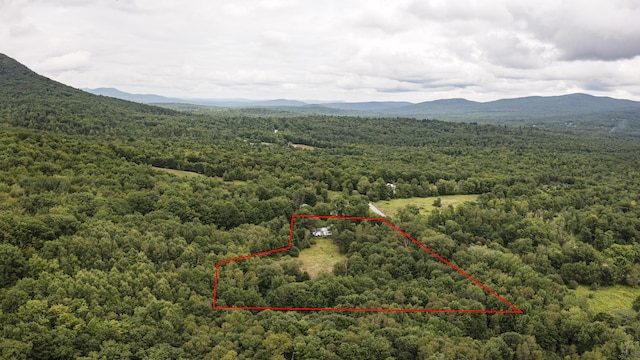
[0,0,639,101]
[506,0,640,61]
[38,50,92,73]
[474,31,559,69]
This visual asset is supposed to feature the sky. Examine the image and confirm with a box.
[2,0,640,102]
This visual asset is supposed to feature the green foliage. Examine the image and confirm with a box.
[633,295,640,312]
[1,53,640,358]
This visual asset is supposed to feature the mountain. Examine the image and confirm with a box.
[83,87,184,103]
[0,54,175,135]
[318,101,413,112]
[83,88,308,107]
[385,93,640,116]
[484,93,640,115]
[80,85,640,133]
[370,93,640,132]
[388,98,480,115]
[4,53,639,133]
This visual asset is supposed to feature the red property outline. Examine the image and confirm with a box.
[212,214,523,314]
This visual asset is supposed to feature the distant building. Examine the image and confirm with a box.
[312,227,332,237]
[386,183,397,194]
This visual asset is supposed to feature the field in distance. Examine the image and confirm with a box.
[153,166,205,178]
[152,166,247,185]
[374,194,478,218]
[575,285,640,314]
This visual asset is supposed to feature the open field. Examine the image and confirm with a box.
[153,166,205,178]
[373,195,478,218]
[575,285,640,313]
[297,239,346,279]
[153,167,246,185]
[288,142,315,150]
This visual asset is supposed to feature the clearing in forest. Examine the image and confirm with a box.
[288,142,315,150]
[212,214,521,314]
[153,166,205,178]
[374,195,478,218]
[153,166,246,185]
[575,285,640,313]
[296,239,346,279]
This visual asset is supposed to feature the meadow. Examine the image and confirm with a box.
[374,194,478,218]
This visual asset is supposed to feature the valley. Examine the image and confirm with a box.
[1,53,640,359]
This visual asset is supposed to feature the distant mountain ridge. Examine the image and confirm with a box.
[380,93,640,115]
[383,93,640,131]
[83,87,640,125]
[82,87,185,103]
[2,52,639,133]
[83,88,308,108]
[76,87,640,133]
[319,101,413,111]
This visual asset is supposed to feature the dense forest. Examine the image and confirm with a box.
[2,53,640,359]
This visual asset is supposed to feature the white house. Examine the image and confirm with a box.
[312,227,332,237]
[386,183,397,194]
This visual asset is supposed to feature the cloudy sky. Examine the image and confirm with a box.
[2,0,640,102]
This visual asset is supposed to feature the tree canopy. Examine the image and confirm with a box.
[1,53,640,359]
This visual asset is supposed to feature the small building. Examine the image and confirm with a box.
[386,183,397,194]
[312,227,332,237]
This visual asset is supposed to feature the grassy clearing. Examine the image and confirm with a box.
[288,142,315,150]
[373,194,478,218]
[153,167,205,178]
[575,285,640,313]
[297,239,346,279]
[153,167,246,185]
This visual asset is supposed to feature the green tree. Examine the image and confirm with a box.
[0,243,26,287]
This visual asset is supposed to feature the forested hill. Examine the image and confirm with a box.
[389,95,634,132]
[1,54,640,359]
[0,53,176,135]
[292,94,640,132]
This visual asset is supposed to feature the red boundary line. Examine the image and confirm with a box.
[212,214,523,314]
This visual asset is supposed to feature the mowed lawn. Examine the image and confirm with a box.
[575,285,640,313]
[373,194,478,218]
[298,239,346,279]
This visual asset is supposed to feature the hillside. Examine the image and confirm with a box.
[82,87,185,104]
[1,53,640,359]
[384,93,640,131]
[0,54,175,135]
[83,87,308,108]
[316,94,640,133]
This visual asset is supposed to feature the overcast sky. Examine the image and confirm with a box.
[2,0,640,102]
